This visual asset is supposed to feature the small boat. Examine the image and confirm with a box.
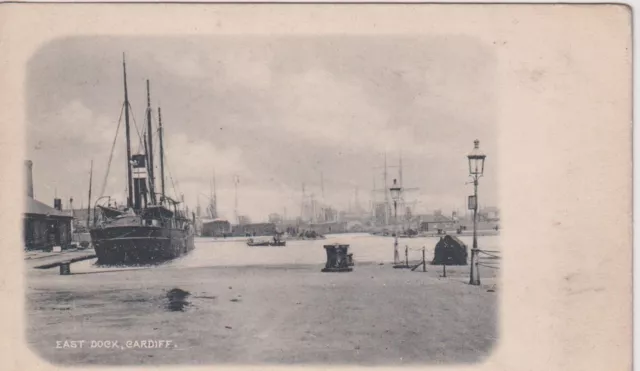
[397,234,416,238]
[97,205,124,219]
[288,231,326,240]
[247,238,270,246]
[246,238,286,247]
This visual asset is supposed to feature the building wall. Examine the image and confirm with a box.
[419,222,456,232]
[24,215,72,250]
[307,222,347,235]
[202,221,231,237]
[232,223,276,237]
[420,220,498,232]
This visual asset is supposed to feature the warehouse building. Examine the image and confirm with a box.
[23,160,73,250]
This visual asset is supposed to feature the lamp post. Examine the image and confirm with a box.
[390,179,402,264]
[467,139,486,286]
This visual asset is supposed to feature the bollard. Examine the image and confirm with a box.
[59,263,71,275]
[322,244,353,272]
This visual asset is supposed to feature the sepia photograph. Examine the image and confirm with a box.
[24,34,500,365]
[1,3,631,370]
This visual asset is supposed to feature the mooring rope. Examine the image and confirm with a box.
[406,246,426,251]
[128,102,146,150]
[163,147,181,203]
[478,250,501,259]
[99,103,125,198]
[478,263,500,269]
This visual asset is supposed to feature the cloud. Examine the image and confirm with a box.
[31,100,118,150]
[160,132,247,201]
[27,36,499,220]
[219,50,273,90]
[270,68,450,156]
[152,46,274,90]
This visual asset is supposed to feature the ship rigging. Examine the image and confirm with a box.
[88,54,195,265]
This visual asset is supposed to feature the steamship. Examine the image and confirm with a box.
[89,55,195,265]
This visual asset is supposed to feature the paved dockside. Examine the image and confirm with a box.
[25,249,97,269]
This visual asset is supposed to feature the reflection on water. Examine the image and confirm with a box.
[60,233,501,273]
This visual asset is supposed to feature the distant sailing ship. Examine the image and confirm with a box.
[89,55,195,265]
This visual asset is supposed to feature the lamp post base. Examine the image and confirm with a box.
[469,248,481,285]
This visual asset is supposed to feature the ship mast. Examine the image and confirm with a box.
[234,175,239,224]
[399,153,404,220]
[208,178,213,218]
[384,153,389,225]
[146,80,156,205]
[158,107,166,204]
[371,174,376,218]
[212,170,218,218]
[320,171,325,221]
[399,153,403,188]
[87,160,93,226]
[300,182,305,221]
[123,54,134,208]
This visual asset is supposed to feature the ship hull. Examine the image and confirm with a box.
[90,226,195,265]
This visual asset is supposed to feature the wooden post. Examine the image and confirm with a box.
[422,247,426,272]
[443,263,446,277]
[405,246,408,267]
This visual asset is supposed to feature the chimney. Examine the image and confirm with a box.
[25,160,34,198]
[54,198,62,211]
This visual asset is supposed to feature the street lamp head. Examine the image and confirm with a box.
[467,139,486,176]
[390,178,402,201]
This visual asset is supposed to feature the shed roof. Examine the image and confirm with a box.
[25,197,73,218]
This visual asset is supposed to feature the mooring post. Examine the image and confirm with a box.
[405,246,408,267]
[59,262,71,275]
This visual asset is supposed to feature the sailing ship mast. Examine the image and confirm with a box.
[384,153,389,225]
[208,179,213,218]
[158,107,166,204]
[399,153,404,222]
[300,183,306,221]
[123,54,134,208]
[320,171,325,222]
[87,160,93,226]
[212,171,218,218]
[143,139,150,208]
[234,175,239,224]
[146,80,156,205]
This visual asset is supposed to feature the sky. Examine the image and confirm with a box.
[26,35,498,222]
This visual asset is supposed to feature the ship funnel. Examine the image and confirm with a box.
[25,160,34,198]
[131,154,148,210]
